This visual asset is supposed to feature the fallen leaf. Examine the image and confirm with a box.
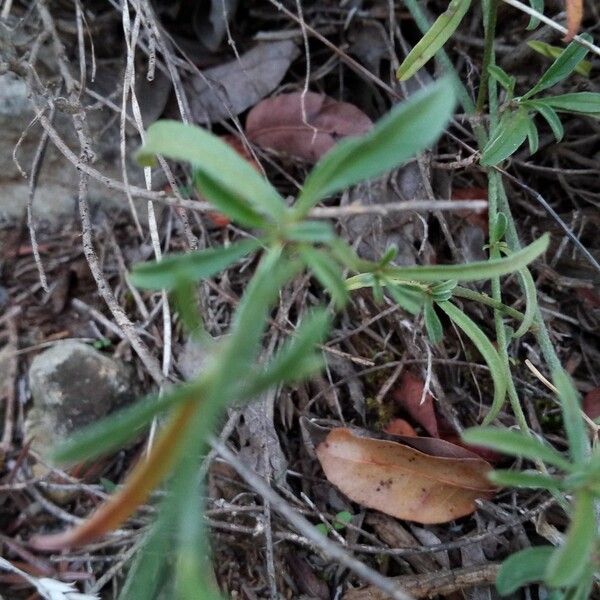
[389,372,502,462]
[451,187,488,231]
[392,371,439,437]
[565,0,583,41]
[583,388,600,421]
[186,41,299,123]
[316,428,495,524]
[384,418,418,437]
[246,92,373,162]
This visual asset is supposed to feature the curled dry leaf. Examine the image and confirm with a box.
[246,92,373,163]
[565,0,583,41]
[316,428,495,524]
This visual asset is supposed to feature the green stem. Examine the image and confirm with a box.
[476,0,498,115]
[453,286,529,324]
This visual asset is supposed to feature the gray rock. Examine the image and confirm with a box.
[26,341,135,468]
[0,73,150,228]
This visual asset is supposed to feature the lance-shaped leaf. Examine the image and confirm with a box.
[379,234,549,283]
[527,40,592,76]
[531,92,600,117]
[396,0,472,81]
[496,546,555,595]
[522,34,591,99]
[136,120,287,223]
[437,301,507,423]
[513,267,537,338]
[462,428,574,471]
[526,0,544,30]
[531,102,565,141]
[552,368,588,465]
[299,246,348,308]
[295,78,455,213]
[481,108,531,166]
[246,308,330,395]
[546,492,595,587]
[131,239,261,289]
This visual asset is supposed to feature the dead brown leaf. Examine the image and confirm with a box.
[316,428,495,524]
[565,0,583,41]
[186,41,299,123]
[392,371,439,437]
[246,92,372,163]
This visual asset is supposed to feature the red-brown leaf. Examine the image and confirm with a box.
[246,92,372,163]
[392,371,439,437]
[584,388,600,422]
[316,428,495,524]
[565,0,583,41]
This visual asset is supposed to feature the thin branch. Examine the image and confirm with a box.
[500,0,600,57]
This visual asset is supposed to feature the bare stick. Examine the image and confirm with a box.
[500,0,600,57]
[309,199,487,218]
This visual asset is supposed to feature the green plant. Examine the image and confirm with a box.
[481,35,600,165]
[39,6,598,596]
[392,2,598,597]
[41,76,552,599]
[464,370,598,599]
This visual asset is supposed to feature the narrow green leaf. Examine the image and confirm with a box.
[283,220,335,243]
[131,239,261,289]
[552,368,588,466]
[382,234,549,282]
[52,379,209,465]
[462,428,574,471]
[489,469,565,491]
[299,246,348,308]
[535,92,600,117]
[527,119,539,154]
[496,546,555,595]
[527,40,592,76]
[396,0,472,80]
[192,170,268,228]
[532,102,565,141]
[513,267,537,338]
[488,65,516,93]
[172,279,203,336]
[136,120,287,221]
[546,492,596,587]
[525,0,544,30]
[424,301,444,344]
[246,309,330,395]
[491,213,508,244]
[385,282,425,315]
[481,108,531,166]
[379,245,399,266]
[522,34,592,99]
[295,78,456,213]
[222,248,300,385]
[437,302,507,422]
[430,279,458,302]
